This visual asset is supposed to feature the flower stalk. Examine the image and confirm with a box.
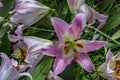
[88,26,120,45]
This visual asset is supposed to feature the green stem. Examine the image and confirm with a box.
[88,26,120,45]
[28,27,55,33]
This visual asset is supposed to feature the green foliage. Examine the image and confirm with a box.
[0,0,14,17]
[101,13,120,32]
[0,23,10,54]
[29,57,53,80]
[112,30,120,40]
[0,0,120,80]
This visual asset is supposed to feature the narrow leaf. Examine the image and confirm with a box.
[30,57,53,80]
[111,30,120,40]
[101,13,120,32]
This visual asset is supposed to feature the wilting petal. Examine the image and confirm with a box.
[106,50,114,63]
[53,55,73,74]
[74,53,94,72]
[67,0,85,14]
[8,25,24,42]
[68,13,84,40]
[89,7,108,29]
[15,25,24,36]
[76,40,106,53]
[8,34,21,42]
[98,64,116,80]
[51,17,69,41]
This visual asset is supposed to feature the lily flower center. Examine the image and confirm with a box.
[64,41,75,54]
[63,39,84,58]
[114,60,120,76]
[13,48,27,60]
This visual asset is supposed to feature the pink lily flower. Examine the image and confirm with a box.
[8,25,52,72]
[98,50,120,80]
[67,0,108,29]
[41,13,106,74]
[47,71,63,80]
[10,0,51,26]
[0,53,32,80]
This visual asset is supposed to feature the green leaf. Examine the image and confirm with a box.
[100,0,116,12]
[0,33,11,54]
[82,76,89,80]
[101,13,120,32]
[30,57,53,80]
[111,30,120,40]
[0,0,14,17]
[0,23,11,55]
[0,23,10,39]
[60,63,74,80]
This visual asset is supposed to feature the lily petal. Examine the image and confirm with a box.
[48,71,63,80]
[0,53,19,80]
[106,50,114,63]
[113,52,120,60]
[8,25,24,42]
[23,36,52,63]
[16,72,33,80]
[53,55,73,74]
[10,0,50,26]
[8,34,21,42]
[89,7,108,29]
[24,36,52,54]
[15,25,24,36]
[0,53,10,72]
[67,0,85,14]
[11,0,43,13]
[80,4,92,25]
[76,40,106,52]
[51,17,69,41]
[74,53,94,72]
[28,53,44,73]
[13,41,26,51]
[10,12,47,26]
[41,42,60,56]
[69,13,84,40]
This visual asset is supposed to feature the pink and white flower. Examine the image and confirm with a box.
[41,13,106,75]
[98,50,120,80]
[8,25,52,72]
[67,0,108,29]
[10,0,51,26]
[0,53,32,80]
